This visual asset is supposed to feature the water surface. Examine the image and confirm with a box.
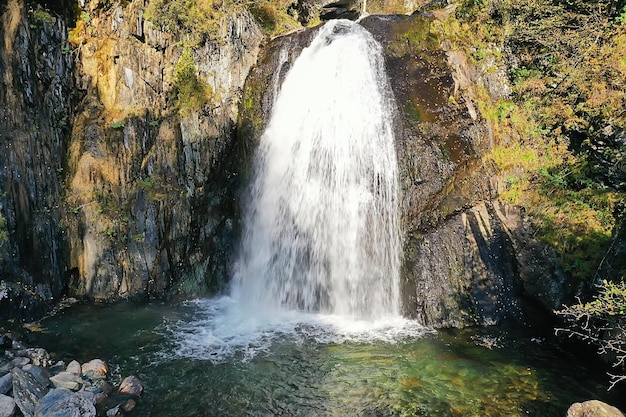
[31,299,625,417]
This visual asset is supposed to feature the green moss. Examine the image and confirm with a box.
[32,9,56,25]
[174,47,214,115]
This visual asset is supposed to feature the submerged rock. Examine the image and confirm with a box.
[567,400,624,417]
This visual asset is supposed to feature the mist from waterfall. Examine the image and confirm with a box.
[232,19,401,320]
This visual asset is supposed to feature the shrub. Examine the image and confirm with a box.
[556,279,626,389]
[174,47,213,114]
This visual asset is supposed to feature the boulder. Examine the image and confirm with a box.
[117,376,143,397]
[49,372,82,391]
[0,394,15,417]
[22,366,50,388]
[11,368,49,417]
[0,374,11,395]
[34,389,96,417]
[81,360,108,378]
[567,400,625,417]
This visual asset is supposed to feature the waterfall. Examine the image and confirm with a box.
[232,19,401,320]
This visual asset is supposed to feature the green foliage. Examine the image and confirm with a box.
[111,120,125,129]
[174,47,214,114]
[248,0,300,37]
[144,0,227,44]
[556,279,626,388]
[32,9,56,25]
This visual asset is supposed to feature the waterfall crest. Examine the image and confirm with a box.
[232,19,401,319]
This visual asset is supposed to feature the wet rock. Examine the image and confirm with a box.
[65,361,81,376]
[567,400,624,417]
[0,394,15,417]
[81,360,108,378]
[117,376,143,397]
[0,374,12,395]
[49,372,82,391]
[34,389,96,417]
[11,367,49,417]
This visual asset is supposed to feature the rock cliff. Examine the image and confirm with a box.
[0,0,264,321]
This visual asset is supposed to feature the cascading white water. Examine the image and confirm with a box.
[232,19,401,320]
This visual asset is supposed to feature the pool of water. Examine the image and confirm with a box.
[30,299,625,417]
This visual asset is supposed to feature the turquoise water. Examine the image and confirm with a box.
[30,300,625,417]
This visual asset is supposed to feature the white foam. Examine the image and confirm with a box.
[162,297,431,363]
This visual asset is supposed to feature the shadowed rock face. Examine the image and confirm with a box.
[0,1,75,321]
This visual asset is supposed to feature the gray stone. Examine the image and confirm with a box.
[22,366,49,388]
[0,374,11,395]
[567,400,625,417]
[0,394,15,417]
[65,360,81,376]
[49,372,82,391]
[117,375,143,397]
[34,389,96,417]
[11,368,49,417]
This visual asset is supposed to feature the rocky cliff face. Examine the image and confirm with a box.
[0,0,264,321]
[63,1,264,300]
[0,1,75,321]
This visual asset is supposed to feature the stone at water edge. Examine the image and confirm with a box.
[117,376,143,397]
[34,389,96,417]
[81,359,108,378]
[65,360,81,376]
[0,394,15,417]
[567,400,625,417]
[49,372,82,391]
[11,367,49,417]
